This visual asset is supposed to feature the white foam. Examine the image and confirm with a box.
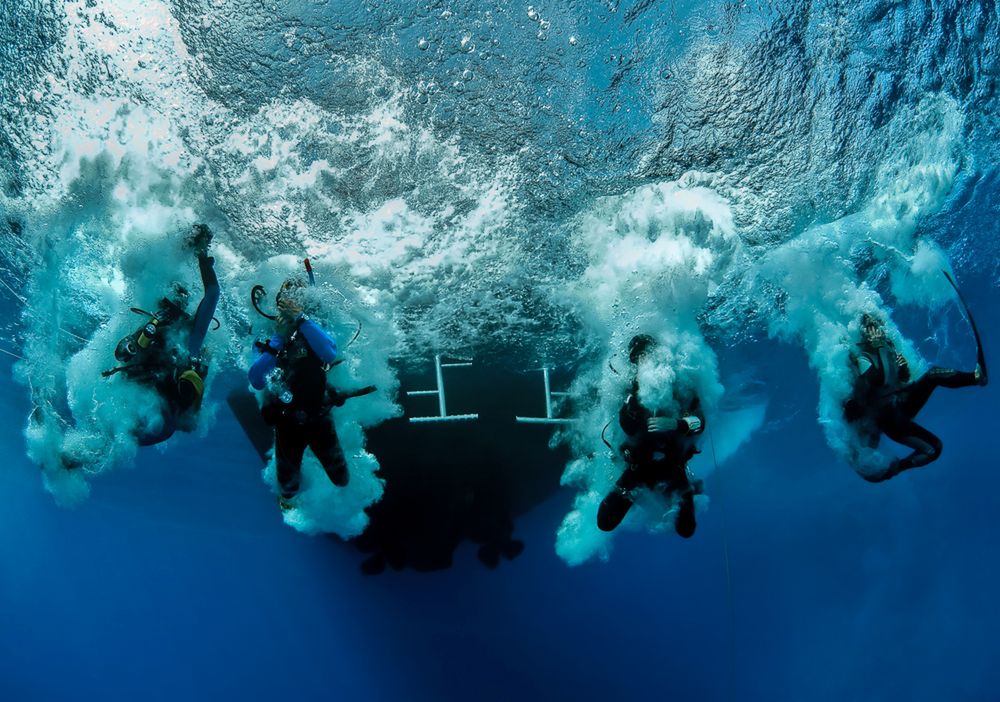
[6,0,520,538]
[554,176,761,565]
[752,95,965,479]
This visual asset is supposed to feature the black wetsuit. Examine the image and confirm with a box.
[260,326,348,499]
[847,340,979,481]
[118,254,219,445]
[597,386,705,537]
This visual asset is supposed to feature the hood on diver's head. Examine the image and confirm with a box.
[628,334,656,365]
[167,282,191,311]
[276,276,306,305]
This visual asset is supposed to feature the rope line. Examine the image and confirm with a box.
[0,276,89,343]
[0,345,25,361]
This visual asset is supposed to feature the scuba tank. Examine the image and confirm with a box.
[137,319,160,349]
[114,312,162,362]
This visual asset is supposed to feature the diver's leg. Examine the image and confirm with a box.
[136,411,177,447]
[674,487,697,539]
[867,417,943,481]
[308,415,349,487]
[274,420,307,498]
[899,367,979,417]
[187,256,220,357]
[597,465,642,532]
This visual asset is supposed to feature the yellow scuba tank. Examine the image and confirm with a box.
[136,319,160,349]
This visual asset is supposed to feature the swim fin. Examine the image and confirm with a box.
[227,387,274,464]
[943,271,988,385]
[328,384,378,407]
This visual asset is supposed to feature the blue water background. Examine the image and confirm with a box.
[2,261,997,701]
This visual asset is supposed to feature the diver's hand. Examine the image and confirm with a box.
[897,354,911,382]
[277,295,304,318]
[254,337,283,355]
[647,417,679,433]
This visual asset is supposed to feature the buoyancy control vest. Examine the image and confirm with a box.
[618,390,703,467]
[858,340,909,401]
[275,327,329,414]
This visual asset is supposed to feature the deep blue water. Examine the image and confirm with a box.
[3,275,998,701]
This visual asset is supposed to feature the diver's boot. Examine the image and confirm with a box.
[675,491,697,539]
[975,362,988,387]
[60,451,84,471]
[867,458,905,483]
[477,544,501,570]
[500,539,525,560]
[361,553,386,576]
[323,461,349,488]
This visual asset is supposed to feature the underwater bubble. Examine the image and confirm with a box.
[462,69,474,81]
[569,35,578,46]
[453,81,465,92]
[417,38,429,51]
[527,6,540,21]
[461,36,475,52]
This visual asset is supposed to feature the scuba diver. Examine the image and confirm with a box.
[597,334,706,538]
[102,223,219,446]
[248,276,352,508]
[844,306,987,482]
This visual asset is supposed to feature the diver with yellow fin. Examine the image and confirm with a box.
[101,223,220,446]
[245,262,375,509]
[844,272,988,481]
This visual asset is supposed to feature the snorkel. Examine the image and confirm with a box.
[250,259,314,321]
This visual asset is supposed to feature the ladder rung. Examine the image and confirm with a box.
[515,417,578,424]
[409,413,480,423]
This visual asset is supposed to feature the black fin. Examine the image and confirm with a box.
[227,388,273,464]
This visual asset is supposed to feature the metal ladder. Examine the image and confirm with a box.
[406,355,480,423]
[514,367,576,425]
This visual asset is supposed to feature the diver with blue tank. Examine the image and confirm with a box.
[248,274,369,509]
